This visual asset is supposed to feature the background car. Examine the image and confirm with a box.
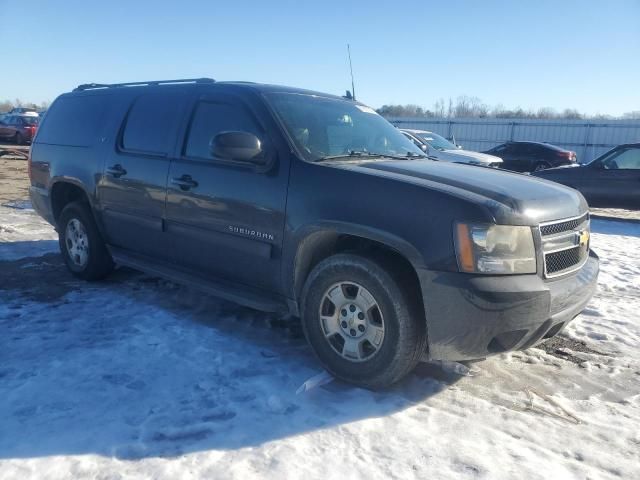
[400,129,503,167]
[484,141,577,172]
[0,115,39,144]
[8,107,39,117]
[532,143,640,209]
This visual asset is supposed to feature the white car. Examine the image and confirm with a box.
[400,129,502,167]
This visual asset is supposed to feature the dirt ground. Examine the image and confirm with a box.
[0,157,29,204]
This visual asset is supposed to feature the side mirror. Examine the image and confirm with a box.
[211,131,266,165]
[419,144,428,153]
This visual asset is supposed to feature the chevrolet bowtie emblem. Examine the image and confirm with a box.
[578,230,590,246]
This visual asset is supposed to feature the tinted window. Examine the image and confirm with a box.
[491,144,508,153]
[527,144,546,155]
[36,95,108,146]
[605,148,640,170]
[415,132,457,151]
[184,102,262,159]
[122,93,184,155]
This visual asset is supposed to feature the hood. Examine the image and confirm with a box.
[438,149,503,165]
[335,159,588,225]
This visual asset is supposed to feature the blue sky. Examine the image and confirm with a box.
[1,0,638,115]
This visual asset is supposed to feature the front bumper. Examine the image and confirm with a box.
[418,251,599,361]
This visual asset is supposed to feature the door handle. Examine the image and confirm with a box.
[106,164,127,178]
[171,174,198,191]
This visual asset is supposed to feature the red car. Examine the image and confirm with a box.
[0,115,39,144]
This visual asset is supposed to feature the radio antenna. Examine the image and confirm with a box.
[347,44,356,101]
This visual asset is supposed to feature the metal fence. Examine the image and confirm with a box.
[388,117,640,163]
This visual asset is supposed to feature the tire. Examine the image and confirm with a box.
[58,201,114,280]
[14,132,23,145]
[301,253,426,389]
[533,162,550,172]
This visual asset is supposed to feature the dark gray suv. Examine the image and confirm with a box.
[29,78,599,388]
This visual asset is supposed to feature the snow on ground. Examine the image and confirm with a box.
[0,207,639,480]
[0,203,58,261]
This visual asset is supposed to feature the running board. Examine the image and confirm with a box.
[109,247,289,314]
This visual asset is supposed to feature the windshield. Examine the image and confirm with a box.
[266,93,424,161]
[415,132,457,151]
[21,116,39,125]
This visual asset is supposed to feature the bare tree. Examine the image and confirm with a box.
[433,98,445,117]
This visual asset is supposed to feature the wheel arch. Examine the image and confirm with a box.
[287,222,426,319]
[50,179,94,226]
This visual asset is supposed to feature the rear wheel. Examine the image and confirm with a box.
[58,201,114,280]
[301,253,426,389]
[14,132,23,145]
[533,161,550,172]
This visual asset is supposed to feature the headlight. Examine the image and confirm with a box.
[454,223,536,274]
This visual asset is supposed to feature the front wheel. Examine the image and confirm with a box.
[301,254,426,389]
[58,201,114,280]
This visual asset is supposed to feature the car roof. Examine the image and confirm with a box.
[66,79,350,103]
[505,141,568,152]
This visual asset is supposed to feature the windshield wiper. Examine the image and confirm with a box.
[315,150,426,162]
[315,151,385,162]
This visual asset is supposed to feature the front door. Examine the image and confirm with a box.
[165,92,289,293]
[495,143,523,171]
[579,146,640,208]
[97,89,190,259]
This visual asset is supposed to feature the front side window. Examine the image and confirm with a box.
[603,148,640,170]
[122,93,184,155]
[184,102,262,159]
[266,93,423,161]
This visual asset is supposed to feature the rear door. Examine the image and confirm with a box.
[579,147,640,208]
[164,91,289,293]
[97,89,190,259]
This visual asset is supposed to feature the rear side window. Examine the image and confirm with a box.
[36,95,108,147]
[184,102,261,159]
[121,93,184,155]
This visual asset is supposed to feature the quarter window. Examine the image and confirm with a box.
[36,95,108,147]
[184,102,261,159]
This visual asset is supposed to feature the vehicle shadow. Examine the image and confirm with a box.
[0,247,461,460]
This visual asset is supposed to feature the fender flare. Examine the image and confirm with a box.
[284,220,426,309]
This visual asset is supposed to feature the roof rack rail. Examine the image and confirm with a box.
[73,78,215,91]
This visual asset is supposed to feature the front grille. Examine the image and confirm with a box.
[545,246,583,274]
[540,213,589,236]
[539,214,590,278]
